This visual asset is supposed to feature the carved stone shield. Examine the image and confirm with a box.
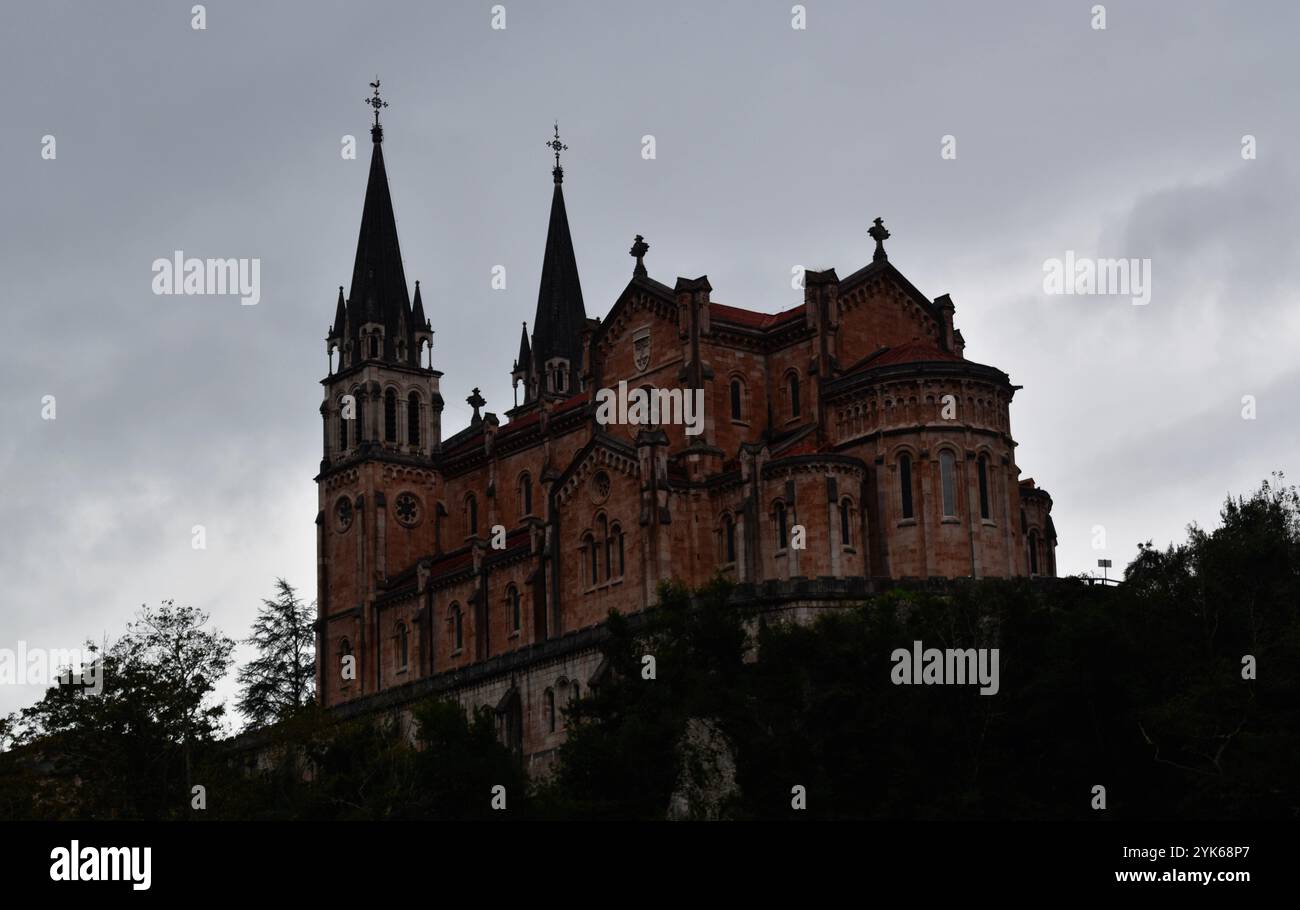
[633,330,651,372]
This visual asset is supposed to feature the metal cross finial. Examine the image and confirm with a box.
[366,78,389,128]
[546,122,568,182]
[546,122,568,167]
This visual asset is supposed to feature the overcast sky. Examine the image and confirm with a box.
[2,0,1297,723]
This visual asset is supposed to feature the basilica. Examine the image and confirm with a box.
[315,87,1057,761]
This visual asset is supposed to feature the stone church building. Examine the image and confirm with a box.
[315,92,1057,765]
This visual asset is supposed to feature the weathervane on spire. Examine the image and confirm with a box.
[546,122,568,183]
[366,78,389,139]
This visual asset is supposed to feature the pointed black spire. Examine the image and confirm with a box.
[344,80,416,366]
[330,285,346,336]
[412,279,428,328]
[525,126,586,403]
[515,321,532,373]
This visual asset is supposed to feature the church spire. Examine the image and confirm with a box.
[515,321,532,373]
[343,79,417,366]
[412,279,428,328]
[330,285,346,336]
[524,124,586,403]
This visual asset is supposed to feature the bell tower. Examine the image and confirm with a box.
[316,81,444,705]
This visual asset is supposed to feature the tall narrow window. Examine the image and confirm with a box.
[788,373,801,418]
[775,501,789,549]
[384,389,397,442]
[338,400,349,450]
[584,534,598,586]
[369,335,379,359]
[598,515,610,582]
[1028,530,1040,575]
[730,379,743,421]
[466,495,478,536]
[977,455,990,520]
[507,585,521,633]
[940,450,957,517]
[407,391,421,447]
[723,514,736,562]
[608,522,624,579]
[520,473,532,516]
[839,499,852,547]
[899,454,914,519]
[396,622,409,670]
[451,604,463,652]
[545,689,556,733]
[355,393,365,442]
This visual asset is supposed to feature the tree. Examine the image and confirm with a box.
[237,578,316,729]
[6,601,234,819]
[549,477,1300,820]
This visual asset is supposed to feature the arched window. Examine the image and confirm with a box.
[899,454,914,519]
[338,398,349,450]
[507,585,521,633]
[395,622,409,670]
[730,378,743,421]
[1028,530,1040,575]
[384,388,398,442]
[788,372,801,419]
[466,494,478,536]
[977,454,990,520]
[610,522,625,578]
[722,514,736,563]
[519,473,533,517]
[369,335,379,359]
[572,681,581,704]
[450,603,463,652]
[940,450,957,517]
[839,498,852,547]
[354,391,365,442]
[544,689,556,733]
[407,391,421,447]
[774,501,789,550]
[598,515,611,582]
[582,533,598,587]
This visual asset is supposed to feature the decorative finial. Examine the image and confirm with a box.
[467,387,486,424]
[630,234,649,278]
[366,78,389,140]
[868,216,890,262]
[546,122,568,184]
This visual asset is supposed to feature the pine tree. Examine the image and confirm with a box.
[237,578,316,730]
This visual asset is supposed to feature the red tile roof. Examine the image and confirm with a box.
[846,341,962,375]
[710,301,804,329]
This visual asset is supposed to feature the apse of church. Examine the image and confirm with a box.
[314,86,1057,710]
